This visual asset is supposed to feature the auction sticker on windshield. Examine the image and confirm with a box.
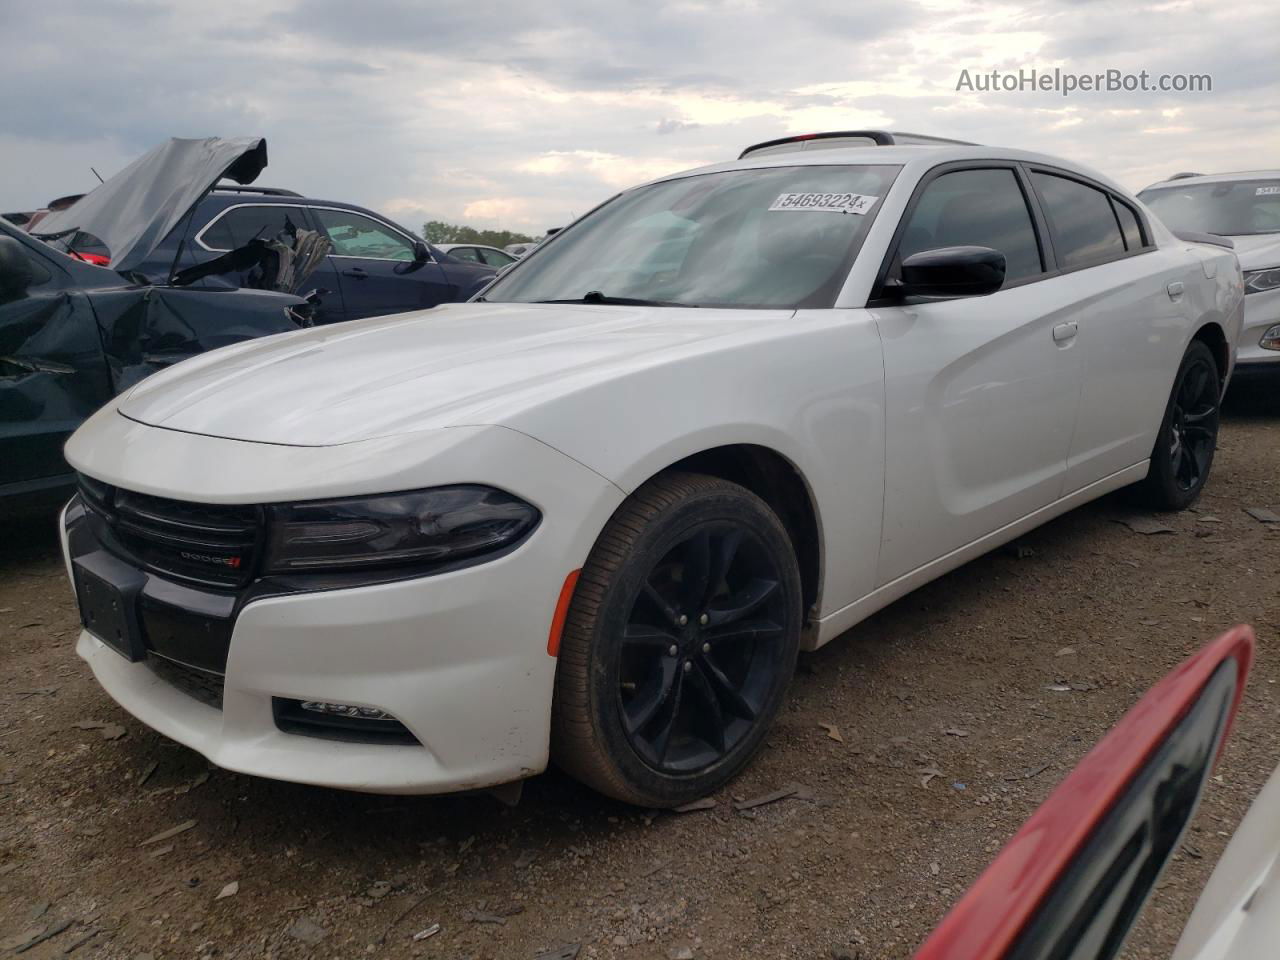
[769,192,879,214]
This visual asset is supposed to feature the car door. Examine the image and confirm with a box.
[194,202,348,325]
[0,233,112,492]
[1026,169,1200,492]
[873,163,1084,585]
[310,207,452,320]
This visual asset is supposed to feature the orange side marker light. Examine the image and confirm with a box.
[547,569,582,657]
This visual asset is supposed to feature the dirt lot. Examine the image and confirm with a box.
[2,384,1278,960]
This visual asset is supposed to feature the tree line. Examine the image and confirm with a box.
[421,220,538,248]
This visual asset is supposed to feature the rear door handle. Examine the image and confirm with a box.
[1167,281,1185,300]
[1052,322,1078,344]
[341,267,368,279]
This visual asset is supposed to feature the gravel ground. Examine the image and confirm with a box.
[1,383,1277,960]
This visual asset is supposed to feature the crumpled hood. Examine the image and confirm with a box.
[1227,233,1280,270]
[33,137,267,274]
[118,301,795,446]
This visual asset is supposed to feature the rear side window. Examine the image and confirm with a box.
[1032,174,1126,268]
[200,205,307,251]
[1113,200,1145,251]
[897,168,1044,282]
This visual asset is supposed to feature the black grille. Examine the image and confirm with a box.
[77,477,262,589]
[147,656,226,709]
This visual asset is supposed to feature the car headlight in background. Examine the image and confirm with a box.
[264,486,540,574]
[1244,267,1280,295]
[1261,324,1280,352]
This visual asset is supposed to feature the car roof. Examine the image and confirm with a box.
[642,144,1133,197]
[1141,170,1280,191]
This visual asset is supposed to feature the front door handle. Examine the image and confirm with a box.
[1167,281,1185,300]
[341,267,369,280]
[1052,322,1078,344]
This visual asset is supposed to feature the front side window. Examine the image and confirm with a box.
[1032,173,1126,269]
[1138,180,1280,237]
[200,205,307,251]
[484,164,901,309]
[313,210,415,261]
[897,168,1044,282]
[449,247,482,263]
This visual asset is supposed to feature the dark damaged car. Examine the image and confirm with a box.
[1,138,314,515]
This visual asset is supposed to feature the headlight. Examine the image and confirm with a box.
[1261,324,1280,351]
[264,486,540,574]
[1244,267,1280,295]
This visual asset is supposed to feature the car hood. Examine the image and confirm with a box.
[1225,233,1280,270]
[32,137,268,275]
[117,301,796,446]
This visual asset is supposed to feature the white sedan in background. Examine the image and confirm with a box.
[436,242,520,269]
[60,131,1242,806]
[1140,171,1280,379]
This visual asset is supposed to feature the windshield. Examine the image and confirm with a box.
[1139,179,1280,237]
[485,164,900,308]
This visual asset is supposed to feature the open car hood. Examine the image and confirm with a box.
[32,137,268,275]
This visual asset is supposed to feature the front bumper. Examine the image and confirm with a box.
[62,418,625,794]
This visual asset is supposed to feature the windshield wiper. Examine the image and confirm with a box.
[533,290,696,308]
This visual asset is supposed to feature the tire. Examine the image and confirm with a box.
[551,472,802,807]
[1136,339,1221,510]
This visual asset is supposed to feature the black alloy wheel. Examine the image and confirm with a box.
[1138,339,1221,510]
[552,472,802,807]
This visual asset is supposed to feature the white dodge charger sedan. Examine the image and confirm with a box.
[60,131,1243,806]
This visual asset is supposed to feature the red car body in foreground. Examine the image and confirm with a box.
[916,625,1257,960]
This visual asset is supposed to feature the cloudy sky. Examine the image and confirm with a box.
[3,0,1276,235]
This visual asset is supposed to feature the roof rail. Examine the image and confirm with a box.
[212,184,304,198]
[1167,172,1204,181]
[738,130,976,160]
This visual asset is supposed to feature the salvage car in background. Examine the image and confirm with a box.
[914,625,1265,960]
[1,139,311,515]
[1139,171,1280,381]
[60,132,1242,807]
[120,188,497,326]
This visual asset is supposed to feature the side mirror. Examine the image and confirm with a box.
[412,240,431,263]
[0,236,35,297]
[899,245,1005,299]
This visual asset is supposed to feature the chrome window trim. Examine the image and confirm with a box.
[193,202,432,263]
[192,202,310,253]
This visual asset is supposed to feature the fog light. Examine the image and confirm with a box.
[273,697,419,745]
[1261,324,1280,351]
[300,700,394,721]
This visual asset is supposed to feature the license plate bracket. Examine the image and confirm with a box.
[73,551,148,662]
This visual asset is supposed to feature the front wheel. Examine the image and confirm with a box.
[1136,339,1221,510]
[551,472,802,807]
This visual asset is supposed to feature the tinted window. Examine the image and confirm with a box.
[1032,173,1126,268]
[449,247,482,263]
[314,209,414,261]
[480,248,517,267]
[1138,180,1280,237]
[200,205,307,251]
[1113,200,1145,251]
[485,164,901,309]
[898,168,1043,282]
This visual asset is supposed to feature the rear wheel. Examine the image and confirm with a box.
[551,472,801,807]
[1137,340,1221,510]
